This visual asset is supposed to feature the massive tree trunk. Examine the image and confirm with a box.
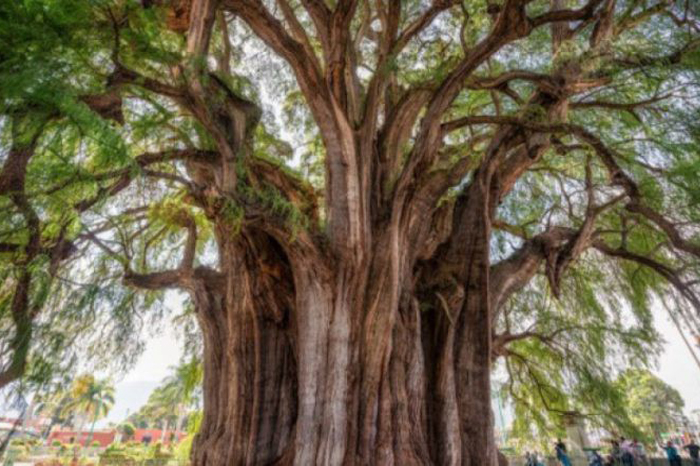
[182,199,496,465]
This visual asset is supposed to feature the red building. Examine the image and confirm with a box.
[132,428,187,445]
[47,428,185,446]
[47,429,116,447]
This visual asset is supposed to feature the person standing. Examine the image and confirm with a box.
[661,441,682,466]
[631,439,647,466]
[588,450,604,466]
[555,439,572,466]
[620,437,635,466]
[525,452,536,466]
[611,440,622,464]
[684,439,700,466]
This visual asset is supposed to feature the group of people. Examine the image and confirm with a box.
[608,437,647,465]
[590,438,700,466]
[581,441,639,465]
[525,437,700,466]
[524,451,546,466]
[661,439,700,466]
[523,439,573,466]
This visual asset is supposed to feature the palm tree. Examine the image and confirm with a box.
[147,387,179,442]
[131,359,202,443]
[161,358,202,440]
[65,375,115,445]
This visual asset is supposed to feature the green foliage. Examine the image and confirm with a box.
[119,422,136,438]
[219,198,245,233]
[174,434,194,462]
[499,262,663,451]
[239,181,310,236]
[614,369,685,443]
[100,439,173,464]
[127,359,201,433]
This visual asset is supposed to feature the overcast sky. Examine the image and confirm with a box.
[652,307,700,418]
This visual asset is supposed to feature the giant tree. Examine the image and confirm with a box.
[2,0,700,465]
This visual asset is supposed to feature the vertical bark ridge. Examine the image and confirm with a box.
[290,258,351,465]
[388,301,431,465]
[422,289,463,466]
[453,179,494,466]
[355,228,401,464]
[191,232,297,466]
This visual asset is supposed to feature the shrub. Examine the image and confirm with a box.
[92,440,102,447]
[99,446,139,466]
[6,444,28,461]
[51,439,62,447]
[118,422,135,438]
[174,435,193,463]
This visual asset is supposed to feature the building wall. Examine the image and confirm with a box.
[47,430,115,447]
[132,428,187,445]
[46,428,186,447]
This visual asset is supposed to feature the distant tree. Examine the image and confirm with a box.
[616,369,685,444]
[118,422,136,441]
[159,358,202,439]
[64,375,115,443]
[34,383,77,438]
[128,359,202,440]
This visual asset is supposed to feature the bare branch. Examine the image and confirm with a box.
[123,269,184,290]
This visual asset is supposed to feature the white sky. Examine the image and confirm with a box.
[100,296,700,427]
[652,307,700,417]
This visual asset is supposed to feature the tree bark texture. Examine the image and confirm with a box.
[186,221,496,466]
[167,143,503,465]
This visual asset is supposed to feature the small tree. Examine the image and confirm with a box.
[118,422,136,441]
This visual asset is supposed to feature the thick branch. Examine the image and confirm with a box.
[72,149,204,212]
[123,269,185,290]
[490,226,577,312]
